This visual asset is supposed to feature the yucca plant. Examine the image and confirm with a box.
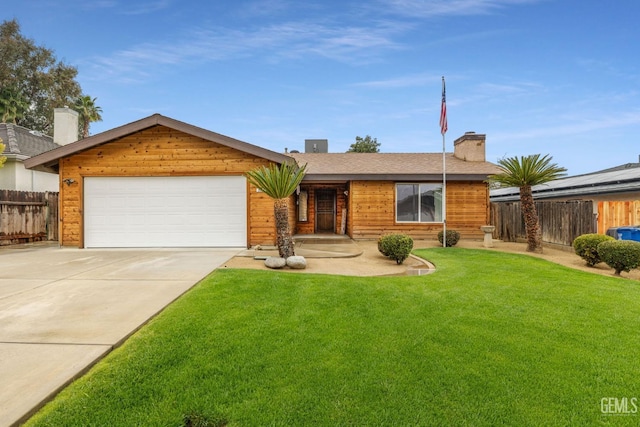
[487,154,566,253]
[245,161,306,259]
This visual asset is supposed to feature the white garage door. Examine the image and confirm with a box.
[84,176,247,248]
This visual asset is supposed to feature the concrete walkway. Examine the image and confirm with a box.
[0,245,239,427]
[227,236,435,276]
[237,234,365,259]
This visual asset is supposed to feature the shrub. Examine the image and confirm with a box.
[437,230,461,247]
[377,235,390,257]
[378,233,414,264]
[573,233,615,266]
[597,240,640,275]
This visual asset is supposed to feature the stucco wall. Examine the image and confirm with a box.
[0,159,59,192]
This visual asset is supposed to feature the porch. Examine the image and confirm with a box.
[295,183,349,236]
[238,234,363,259]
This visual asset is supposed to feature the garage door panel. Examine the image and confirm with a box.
[84,176,247,248]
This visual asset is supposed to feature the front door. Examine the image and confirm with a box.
[315,189,336,233]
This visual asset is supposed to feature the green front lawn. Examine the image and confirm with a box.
[27,249,640,426]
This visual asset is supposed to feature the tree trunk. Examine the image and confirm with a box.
[274,198,294,259]
[519,185,542,253]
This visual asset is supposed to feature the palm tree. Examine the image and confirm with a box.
[0,87,28,124]
[74,95,103,138]
[487,154,567,253]
[245,161,307,259]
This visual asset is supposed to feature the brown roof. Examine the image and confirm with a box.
[23,113,499,181]
[24,114,292,173]
[290,152,500,182]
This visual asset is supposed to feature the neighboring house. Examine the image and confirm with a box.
[0,124,60,191]
[0,108,79,192]
[25,114,499,248]
[490,163,640,203]
[490,162,640,234]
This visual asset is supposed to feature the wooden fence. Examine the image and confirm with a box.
[0,190,58,245]
[491,200,595,247]
[598,200,640,233]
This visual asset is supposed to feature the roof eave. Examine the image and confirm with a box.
[491,181,640,201]
[24,114,291,170]
[302,173,492,182]
[3,153,30,162]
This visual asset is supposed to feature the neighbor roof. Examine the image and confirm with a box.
[24,114,292,173]
[491,167,640,201]
[290,152,500,182]
[0,123,60,159]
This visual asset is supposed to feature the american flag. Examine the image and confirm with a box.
[440,77,447,135]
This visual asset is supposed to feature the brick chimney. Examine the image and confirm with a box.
[53,107,79,146]
[453,131,486,162]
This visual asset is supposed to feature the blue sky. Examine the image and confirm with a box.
[5,0,640,175]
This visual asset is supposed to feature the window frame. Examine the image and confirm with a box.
[395,182,444,224]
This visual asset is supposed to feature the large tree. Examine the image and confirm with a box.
[487,154,567,253]
[347,135,380,153]
[0,19,84,134]
[74,95,103,137]
[245,162,306,259]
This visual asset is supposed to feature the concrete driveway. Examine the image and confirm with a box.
[0,244,239,427]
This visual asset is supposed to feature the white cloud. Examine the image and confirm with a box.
[78,0,545,86]
[380,0,542,17]
[79,0,170,14]
[120,0,171,15]
[353,73,438,88]
[79,0,118,10]
[238,0,293,18]
[492,110,640,142]
[475,81,544,95]
[83,20,405,82]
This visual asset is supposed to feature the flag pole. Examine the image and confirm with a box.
[440,76,447,248]
[442,127,446,248]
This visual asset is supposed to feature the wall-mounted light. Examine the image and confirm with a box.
[63,178,76,186]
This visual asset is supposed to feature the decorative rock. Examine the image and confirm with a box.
[264,256,286,269]
[286,255,307,269]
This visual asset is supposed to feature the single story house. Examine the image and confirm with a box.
[490,162,640,203]
[0,108,79,192]
[25,114,499,248]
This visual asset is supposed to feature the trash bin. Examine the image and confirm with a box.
[615,227,640,242]
[606,227,620,239]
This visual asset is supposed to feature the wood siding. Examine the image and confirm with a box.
[598,200,640,233]
[59,125,276,247]
[347,180,490,239]
[247,184,279,246]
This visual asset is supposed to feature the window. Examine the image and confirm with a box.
[298,190,308,222]
[396,183,443,223]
